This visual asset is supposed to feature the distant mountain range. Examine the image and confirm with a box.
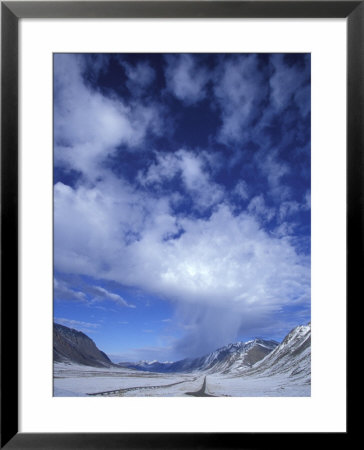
[120,338,278,374]
[53,321,311,383]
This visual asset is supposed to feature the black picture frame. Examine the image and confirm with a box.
[1,1,356,448]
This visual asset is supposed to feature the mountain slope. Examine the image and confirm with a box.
[205,323,311,397]
[123,339,278,374]
[243,323,311,383]
[54,323,112,368]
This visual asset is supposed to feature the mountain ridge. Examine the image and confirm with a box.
[53,322,113,368]
[53,321,311,385]
[120,338,279,374]
[241,323,311,384]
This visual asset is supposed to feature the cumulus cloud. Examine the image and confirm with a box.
[54,172,310,354]
[54,54,162,178]
[138,149,224,211]
[55,176,308,301]
[211,54,310,209]
[54,53,310,358]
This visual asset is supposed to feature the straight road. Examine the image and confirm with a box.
[185,376,214,397]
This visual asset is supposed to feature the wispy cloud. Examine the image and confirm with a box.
[54,278,87,302]
[92,286,136,309]
[54,317,100,334]
[213,54,268,145]
[270,54,310,116]
[119,58,156,94]
[164,54,210,105]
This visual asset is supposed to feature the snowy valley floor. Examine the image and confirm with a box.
[54,362,310,397]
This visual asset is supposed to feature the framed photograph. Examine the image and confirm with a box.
[1,1,356,448]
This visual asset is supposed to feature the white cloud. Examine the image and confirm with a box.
[119,59,155,93]
[54,172,309,353]
[270,54,310,115]
[233,180,249,200]
[247,194,275,223]
[92,286,136,309]
[165,54,210,105]
[273,222,296,238]
[137,152,180,186]
[54,318,100,334]
[53,54,310,357]
[138,149,224,211]
[304,190,311,210]
[278,201,300,223]
[213,55,268,144]
[54,54,162,179]
[257,151,291,201]
[54,277,87,302]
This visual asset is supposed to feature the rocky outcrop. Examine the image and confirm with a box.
[54,323,112,368]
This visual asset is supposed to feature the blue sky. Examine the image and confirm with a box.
[53,53,310,362]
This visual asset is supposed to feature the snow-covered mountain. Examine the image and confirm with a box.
[54,319,310,387]
[122,322,311,382]
[242,323,311,384]
[122,338,278,374]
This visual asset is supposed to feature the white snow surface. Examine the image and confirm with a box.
[53,362,198,397]
[207,372,310,397]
